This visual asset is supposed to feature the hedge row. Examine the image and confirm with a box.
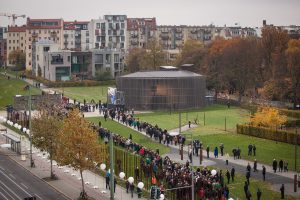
[34,76,115,88]
[279,109,300,119]
[237,124,300,145]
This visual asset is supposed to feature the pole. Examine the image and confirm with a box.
[225,117,227,131]
[295,127,298,172]
[28,85,33,168]
[109,133,114,200]
[204,112,205,126]
[179,112,181,134]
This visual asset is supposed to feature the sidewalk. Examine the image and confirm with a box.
[0,123,146,200]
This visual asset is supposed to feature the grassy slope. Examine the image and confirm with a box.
[0,75,41,109]
[87,117,170,155]
[51,85,112,103]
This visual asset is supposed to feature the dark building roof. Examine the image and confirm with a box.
[121,70,202,78]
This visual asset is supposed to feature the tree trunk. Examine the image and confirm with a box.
[80,170,85,198]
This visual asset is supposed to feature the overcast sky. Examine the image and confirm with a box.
[1,0,300,27]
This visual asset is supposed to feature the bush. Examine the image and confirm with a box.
[33,76,115,88]
[237,124,300,145]
[279,109,300,119]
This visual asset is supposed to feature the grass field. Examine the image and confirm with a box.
[51,85,112,103]
[87,117,170,155]
[135,104,249,131]
[0,75,41,110]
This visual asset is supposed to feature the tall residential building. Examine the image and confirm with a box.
[63,21,90,51]
[218,26,257,39]
[126,18,156,49]
[90,15,127,50]
[26,18,64,70]
[6,25,26,66]
[0,27,7,40]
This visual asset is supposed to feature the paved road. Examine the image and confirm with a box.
[0,152,67,200]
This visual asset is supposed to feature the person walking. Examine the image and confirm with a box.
[262,165,266,181]
[125,180,129,193]
[246,189,252,200]
[284,161,288,172]
[231,167,235,182]
[246,170,251,185]
[280,184,285,199]
[214,147,219,158]
[106,171,110,189]
[114,178,117,193]
[130,182,135,198]
[279,159,284,172]
[253,159,258,172]
[273,159,278,173]
[244,181,248,197]
[226,170,230,184]
[257,188,262,200]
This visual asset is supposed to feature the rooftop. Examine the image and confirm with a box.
[121,70,202,78]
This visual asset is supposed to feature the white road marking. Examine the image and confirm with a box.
[35,193,42,199]
[0,179,22,199]
[9,173,16,179]
[0,191,10,200]
[0,168,32,196]
[21,182,28,189]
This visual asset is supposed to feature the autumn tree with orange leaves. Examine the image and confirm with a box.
[251,107,287,128]
[56,109,102,198]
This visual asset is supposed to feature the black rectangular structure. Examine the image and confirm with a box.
[116,70,206,110]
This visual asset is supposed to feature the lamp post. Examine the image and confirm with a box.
[109,132,115,200]
[27,85,33,168]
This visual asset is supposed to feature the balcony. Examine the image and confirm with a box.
[160,35,169,40]
[131,34,138,38]
[131,41,138,45]
[64,41,68,45]
[75,39,81,44]
[175,28,182,33]
[64,34,68,38]
[51,58,64,65]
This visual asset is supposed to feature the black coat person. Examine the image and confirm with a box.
[273,159,278,173]
[257,188,262,200]
[279,160,284,172]
[244,181,248,197]
[262,165,266,181]
[231,167,235,182]
[130,183,135,198]
[253,144,256,156]
[226,170,230,184]
[280,184,285,199]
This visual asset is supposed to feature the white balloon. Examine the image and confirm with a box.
[137,182,144,189]
[128,177,134,184]
[211,169,217,176]
[14,123,18,128]
[119,172,125,179]
[100,163,106,170]
[228,198,234,200]
[18,125,22,130]
[160,194,165,200]
[22,127,27,132]
[26,129,30,135]
[0,116,3,120]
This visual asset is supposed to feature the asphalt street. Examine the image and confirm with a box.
[0,152,67,200]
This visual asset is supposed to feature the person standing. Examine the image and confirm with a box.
[253,144,256,156]
[244,181,248,197]
[280,184,285,199]
[246,170,251,185]
[248,144,253,156]
[220,143,224,156]
[262,165,266,181]
[206,145,210,158]
[125,180,130,193]
[114,178,117,193]
[279,159,284,172]
[246,189,252,200]
[214,147,219,158]
[226,170,230,184]
[273,159,278,173]
[284,161,288,172]
[231,167,235,182]
[257,188,262,200]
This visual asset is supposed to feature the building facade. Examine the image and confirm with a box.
[32,39,60,77]
[126,18,156,49]
[71,51,93,80]
[63,21,90,51]
[92,48,124,78]
[6,25,27,66]
[26,18,64,70]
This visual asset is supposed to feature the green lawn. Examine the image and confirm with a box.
[135,104,249,131]
[51,85,112,103]
[87,117,170,155]
[185,132,300,172]
[0,75,41,110]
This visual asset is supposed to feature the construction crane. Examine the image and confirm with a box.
[0,13,26,26]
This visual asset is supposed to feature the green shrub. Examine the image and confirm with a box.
[279,109,300,119]
[237,124,300,144]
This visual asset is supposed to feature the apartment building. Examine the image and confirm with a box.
[71,51,93,80]
[126,18,156,49]
[63,21,90,51]
[32,39,60,77]
[218,26,257,39]
[6,25,26,66]
[26,18,64,70]
[92,48,124,78]
[44,50,72,81]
